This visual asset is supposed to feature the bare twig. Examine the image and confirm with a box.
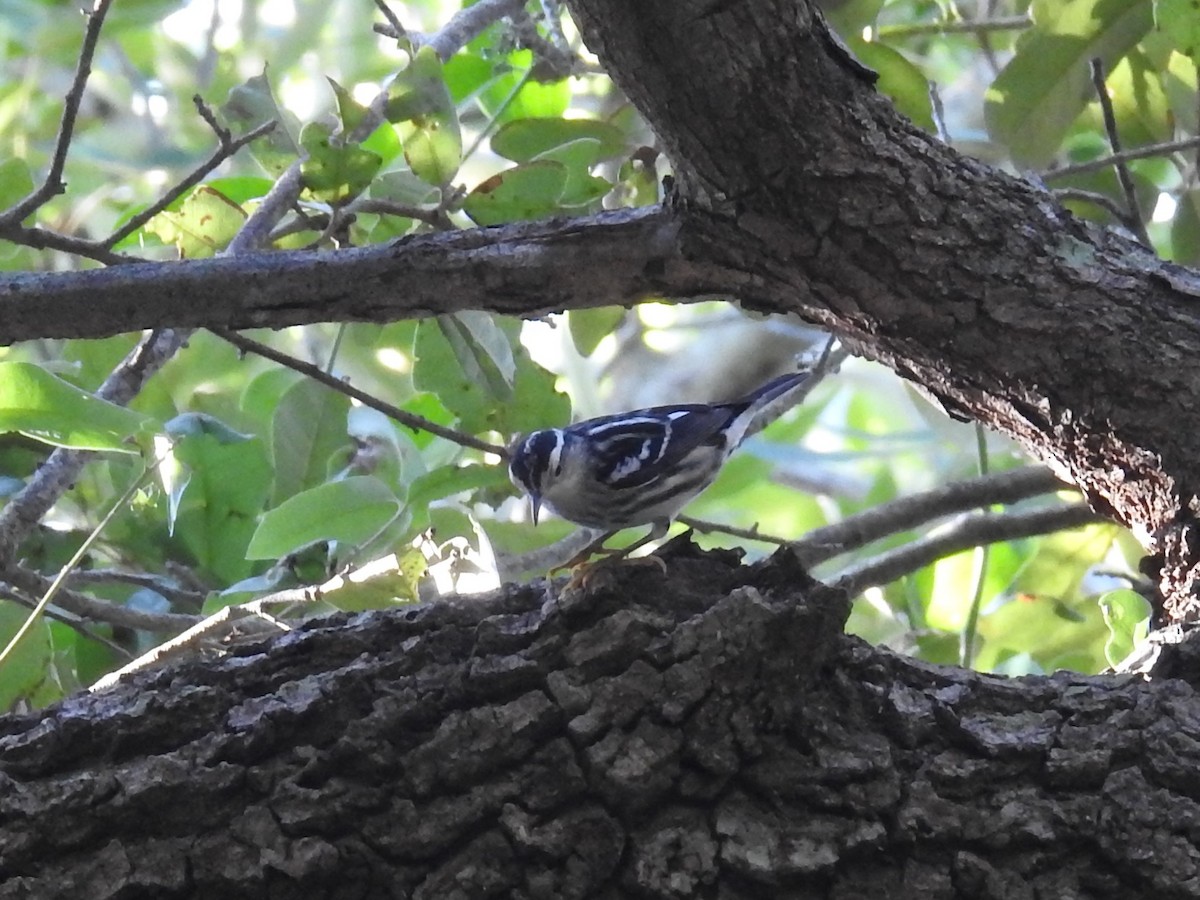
[1043,136,1200,180]
[876,14,1030,39]
[225,163,304,255]
[2,567,200,633]
[1089,58,1150,246]
[212,328,510,457]
[793,466,1072,567]
[99,114,277,250]
[1052,187,1134,222]
[0,587,133,659]
[0,225,140,265]
[832,504,1104,596]
[0,0,115,227]
[67,569,206,610]
[422,0,527,61]
[373,0,408,41]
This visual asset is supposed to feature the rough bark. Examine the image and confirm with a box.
[3,542,1198,899]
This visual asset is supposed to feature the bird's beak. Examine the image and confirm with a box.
[530,493,542,526]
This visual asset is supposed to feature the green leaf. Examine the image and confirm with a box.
[299,121,383,205]
[0,361,151,453]
[478,51,569,122]
[0,604,52,713]
[534,138,613,207]
[1155,0,1200,58]
[168,415,272,584]
[144,185,247,258]
[247,475,403,560]
[568,307,626,356]
[462,160,568,226]
[322,549,427,610]
[269,379,352,506]
[985,0,1154,166]
[1171,189,1200,265]
[439,312,516,399]
[409,463,510,510]
[412,317,568,436]
[1099,588,1152,668]
[386,46,462,186]
[492,117,626,162]
[327,76,368,135]
[0,157,34,216]
[220,69,303,176]
[846,38,934,133]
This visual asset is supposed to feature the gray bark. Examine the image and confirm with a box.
[3,544,1196,899]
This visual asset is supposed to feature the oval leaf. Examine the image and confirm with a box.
[0,361,150,453]
[246,476,402,560]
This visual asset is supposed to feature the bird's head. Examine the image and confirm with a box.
[508,429,565,525]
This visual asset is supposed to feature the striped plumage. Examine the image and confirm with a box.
[508,372,810,535]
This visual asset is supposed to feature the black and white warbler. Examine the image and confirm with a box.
[508,371,811,548]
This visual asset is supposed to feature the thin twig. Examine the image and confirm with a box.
[1043,136,1200,180]
[373,0,407,41]
[67,569,206,610]
[212,328,509,457]
[876,14,1030,38]
[225,163,304,255]
[0,587,133,659]
[1089,58,1150,246]
[832,504,1104,596]
[0,0,115,227]
[792,466,1072,567]
[1052,187,1135,222]
[3,567,200,633]
[100,115,277,250]
[677,515,789,545]
[0,454,162,667]
[0,225,139,265]
[422,0,526,61]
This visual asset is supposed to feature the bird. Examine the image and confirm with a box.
[507,370,813,564]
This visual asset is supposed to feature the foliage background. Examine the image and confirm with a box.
[2,0,1188,707]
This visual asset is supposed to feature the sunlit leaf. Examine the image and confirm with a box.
[144,185,246,258]
[1155,0,1200,58]
[387,46,462,186]
[300,121,382,205]
[462,160,567,226]
[0,361,151,453]
[492,117,626,162]
[1099,588,1152,667]
[847,38,934,132]
[246,475,403,559]
[569,307,626,356]
[985,0,1154,166]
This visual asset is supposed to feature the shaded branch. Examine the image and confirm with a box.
[0,208,684,345]
[832,504,1105,596]
[794,466,1074,567]
[213,328,509,457]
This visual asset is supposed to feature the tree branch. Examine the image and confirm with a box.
[832,504,1106,596]
[0,208,685,345]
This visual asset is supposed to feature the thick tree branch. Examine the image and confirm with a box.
[0,208,689,345]
[0,546,1192,897]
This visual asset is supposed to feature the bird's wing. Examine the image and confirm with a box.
[574,404,737,490]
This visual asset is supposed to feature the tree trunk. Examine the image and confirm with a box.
[3,542,1196,899]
